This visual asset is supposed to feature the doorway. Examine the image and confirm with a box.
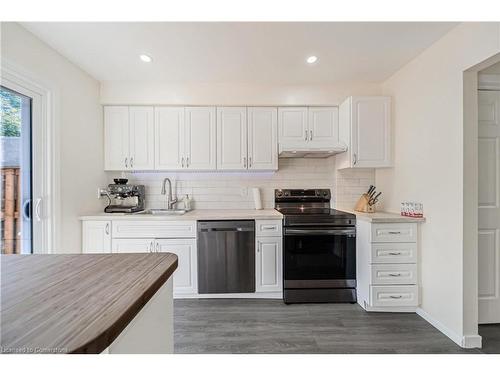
[477,64,500,325]
[1,85,33,254]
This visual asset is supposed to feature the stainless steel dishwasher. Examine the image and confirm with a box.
[197,220,255,294]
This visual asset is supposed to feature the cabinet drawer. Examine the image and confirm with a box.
[371,223,417,243]
[112,220,196,238]
[255,220,282,237]
[370,285,419,307]
[370,263,417,285]
[370,243,417,263]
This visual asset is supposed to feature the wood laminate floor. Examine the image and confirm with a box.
[174,299,499,354]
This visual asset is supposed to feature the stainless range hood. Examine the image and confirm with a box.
[279,144,347,158]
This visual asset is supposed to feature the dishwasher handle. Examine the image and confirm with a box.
[199,227,253,232]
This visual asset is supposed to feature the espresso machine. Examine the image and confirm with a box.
[99,179,145,213]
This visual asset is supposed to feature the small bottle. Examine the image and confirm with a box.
[183,194,191,211]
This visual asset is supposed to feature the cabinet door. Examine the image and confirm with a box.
[248,107,278,170]
[278,107,308,146]
[185,107,216,170]
[82,221,111,253]
[217,107,248,170]
[112,238,154,253]
[308,107,339,147]
[156,238,197,295]
[104,106,129,170]
[155,107,185,170]
[129,107,155,170]
[351,97,391,168]
[256,237,283,293]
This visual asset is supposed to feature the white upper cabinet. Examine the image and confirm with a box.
[308,107,339,146]
[129,107,155,170]
[278,107,308,145]
[337,96,392,169]
[217,107,248,170]
[104,106,129,170]
[248,107,278,170]
[185,107,216,170]
[104,106,154,171]
[155,107,185,170]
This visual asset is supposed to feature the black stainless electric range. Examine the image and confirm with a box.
[275,189,357,304]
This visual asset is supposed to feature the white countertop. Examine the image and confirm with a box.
[79,209,283,221]
[338,209,426,223]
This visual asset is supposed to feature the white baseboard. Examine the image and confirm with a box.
[416,308,482,349]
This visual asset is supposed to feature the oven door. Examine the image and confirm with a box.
[283,227,356,288]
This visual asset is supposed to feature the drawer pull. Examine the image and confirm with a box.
[388,231,402,235]
[262,226,277,230]
[389,273,402,277]
[389,295,403,299]
[388,252,402,255]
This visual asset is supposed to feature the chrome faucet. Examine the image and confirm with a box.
[161,178,178,210]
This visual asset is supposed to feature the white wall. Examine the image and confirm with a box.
[1,22,106,253]
[100,81,381,106]
[116,158,374,211]
[376,22,500,346]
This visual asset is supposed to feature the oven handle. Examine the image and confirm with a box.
[285,228,356,236]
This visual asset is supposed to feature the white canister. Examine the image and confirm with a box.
[252,187,263,210]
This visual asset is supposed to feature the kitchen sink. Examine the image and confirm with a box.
[131,209,187,216]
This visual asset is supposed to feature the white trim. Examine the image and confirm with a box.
[416,308,482,348]
[478,73,500,90]
[1,59,61,253]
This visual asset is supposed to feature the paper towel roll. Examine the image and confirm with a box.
[252,187,263,210]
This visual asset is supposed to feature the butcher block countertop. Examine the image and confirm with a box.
[0,254,178,354]
[79,208,283,221]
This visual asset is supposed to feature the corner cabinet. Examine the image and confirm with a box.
[336,96,392,169]
[104,106,155,171]
[217,107,278,171]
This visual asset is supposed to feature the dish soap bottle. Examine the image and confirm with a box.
[183,194,192,211]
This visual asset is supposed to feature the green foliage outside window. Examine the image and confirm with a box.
[1,89,22,137]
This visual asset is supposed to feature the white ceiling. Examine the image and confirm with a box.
[21,22,457,84]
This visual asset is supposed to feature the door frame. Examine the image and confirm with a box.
[1,60,60,253]
[463,52,500,348]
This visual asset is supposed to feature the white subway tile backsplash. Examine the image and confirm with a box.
[112,157,374,211]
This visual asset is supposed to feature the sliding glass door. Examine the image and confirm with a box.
[1,86,33,254]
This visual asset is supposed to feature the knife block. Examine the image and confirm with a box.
[355,194,375,213]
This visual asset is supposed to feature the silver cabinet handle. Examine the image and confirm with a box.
[130,157,134,169]
[353,153,357,165]
[34,198,42,221]
[249,156,252,168]
[105,223,110,235]
[389,252,402,255]
[257,242,260,253]
[181,157,185,168]
[149,241,154,253]
[243,156,247,168]
[389,273,402,277]
[310,130,313,140]
[388,231,402,235]
[389,295,403,299]
[305,130,308,141]
[262,226,276,230]
[124,157,128,169]
[186,156,190,168]
[156,242,159,253]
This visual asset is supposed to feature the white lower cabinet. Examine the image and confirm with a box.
[357,220,420,311]
[156,238,197,296]
[112,238,154,253]
[82,221,111,253]
[255,237,282,293]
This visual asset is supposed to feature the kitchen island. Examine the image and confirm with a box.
[0,253,178,354]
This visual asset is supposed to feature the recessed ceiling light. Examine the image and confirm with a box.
[139,54,152,63]
[306,55,318,64]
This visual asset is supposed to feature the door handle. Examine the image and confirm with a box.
[186,156,190,168]
[305,130,308,141]
[181,157,185,168]
[105,223,110,235]
[124,157,128,169]
[310,130,313,140]
[34,198,42,221]
[249,156,252,168]
[243,157,247,168]
[156,242,159,253]
[22,199,31,221]
[130,157,134,169]
[353,153,357,165]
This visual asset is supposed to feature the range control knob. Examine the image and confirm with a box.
[284,191,290,196]
[323,191,328,196]
[276,191,283,197]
